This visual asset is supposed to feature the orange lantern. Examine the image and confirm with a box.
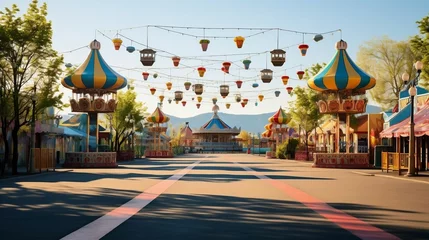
[281,75,289,85]
[172,56,181,67]
[297,71,305,80]
[159,95,165,102]
[258,95,264,102]
[196,103,201,109]
[223,62,231,72]
[197,67,206,77]
[286,86,293,94]
[142,72,149,80]
[197,96,202,103]
[181,101,187,106]
[184,82,192,90]
[298,44,309,56]
[234,36,245,48]
[226,103,231,109]
[166,82,172,90]
[150,88,156,95]
[112,38,122,50]
[241,102,246,108]
[235,80,243,88]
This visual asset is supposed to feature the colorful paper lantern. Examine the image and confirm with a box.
[221,67,229,74]
[286,86,293,94]
[153,73,158,78]
[270,49,286,67]
[223,62,231,72]
[197,67,206,77]
[150,88,156,95]
[199,39,210,51]
[168,98,172,104]
[258,95,264,102]
[139,49,156,66]
[159,95,165,102]
[142,72,149,80]
[226,103,231,109]
[65,63,72,68]
[234,36,245,48]
[241,102,246,108]
[181,101,187,106]
[174,91,183,101]
[261,69,273,83]
[242,99,249,104]
[235,94,241,103]
[220,85,229,98]
[194,83,203,95]
[112,38,122,50]
[126,46,135,53]
[297,71,305,80]
[252,83,259,88]
[184,82,192,90]
[281,75,289,85]
[314,34,323,42]
[196,103,201,109]
[172,56,181,67]
[243,59,251,69]
[212,98,217,104]
[275,91,281,97]
[255,102,258,106]
[166,82,172,90]
[298,44,309,56]
[235,80,243,89]
[197,96,202,103]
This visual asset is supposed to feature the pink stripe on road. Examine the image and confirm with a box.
[238,163,400,240]
[61,161,201,240]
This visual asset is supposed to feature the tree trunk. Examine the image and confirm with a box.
[0,126,9,176]
[305,131,309,161]
[11,128,18,175]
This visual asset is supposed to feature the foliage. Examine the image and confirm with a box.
[0,0,65,174]
[357,36,418,110]
[237,130,252,147]
[410,14,429,89]
[304,63,326,80]
[286,138,299,159]
[169,123,186,147]
[276,141,288,159]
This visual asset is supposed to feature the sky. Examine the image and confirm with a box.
[1,0,428,118]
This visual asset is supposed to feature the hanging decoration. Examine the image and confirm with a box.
[241,102,246,108]
[299,44,309,56]
[194,83,204,95]
[166,82,172,90]
[243,59,251,70]
[112,37,122,50]
[212,97,218,104]
[181,101,187,106]
[226,103,231,109]
[242,99,249,105]
[197,96,202,103]
[235,80,243,88]
[142,72,149,80]
[199,39,210,51]
[197,67,206,77]
[126,46,135,53]
[159,95,165,102]
[258,94,264,102]
[275,91,281,97]
[234,36,245,48]
[314,34,323,42]
[150,87,156,95]
[252,83,259,88]
[168,98,172,104]
[270,49,286,67]
[65,63,73,68]
[223,62,231,73]
[286,86,293,94]
[153,73,158,78]
[140,49,156,66]
[297,70,305,80]
[255,102,258,106]
[260,69,273,83]
[196,103,201,109]
[184,81,192,90]
[281,75,289,85]
[221,67,229,74]
[172,56,181,67]
[220,85,230,98]
[175,91,183,101]
[235,94,241,103]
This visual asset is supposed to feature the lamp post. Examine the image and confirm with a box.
[29,83,37,172]
[125,115,135,158]
[402,61,423,177]
[54,115,63,127]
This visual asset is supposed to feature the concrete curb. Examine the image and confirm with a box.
[350,171,375,176]
[0,169,73,183]
[351,171,429,185]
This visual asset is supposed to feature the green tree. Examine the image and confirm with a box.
[237,130,252,147]
[304,63,327,80]
[106,85,147,152]
[410,14,429,87]
[357,36,418,110]
[0,0,65,174]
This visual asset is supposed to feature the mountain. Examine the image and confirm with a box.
[168,112,275,134]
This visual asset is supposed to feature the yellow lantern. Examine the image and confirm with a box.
[226,103,231,109]
[197,96,202,103]
[258,95,264,102]
[150,88,156,95]
[159,95,165,102]
[166,82,172,90]
[112,38,123,50]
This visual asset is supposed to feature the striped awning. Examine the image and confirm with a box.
[308,40,375,93]
[262,130,272,138]
[268,107,291,125]
[62,40,127,91]
[264,123,273,130]
[146,107,170,123]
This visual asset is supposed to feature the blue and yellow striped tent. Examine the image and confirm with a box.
[307,40,375,93]
[61,40,127,91]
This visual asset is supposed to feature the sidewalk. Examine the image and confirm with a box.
[352,169,429,185]
[0,164,70,181]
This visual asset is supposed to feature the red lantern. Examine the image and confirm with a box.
[241,102,246,108]
[150,88,156,95]
[286,86,293,94]
[298,44,309,56]
[221,67,229,74]
[172,56,181,67]
[181,101,187,106]
[242,98,249,104]
[197,67,206,77]
[281,76,289,85]
[223,62,231,72]
[142,72,149,80]
[297,71,305,80]
[196,103,201,109]
[235,80,243,88]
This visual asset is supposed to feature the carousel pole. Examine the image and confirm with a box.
[336,113,340,153]
[346,114,350,153]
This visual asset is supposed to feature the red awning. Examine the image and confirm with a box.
[380,119,409,138]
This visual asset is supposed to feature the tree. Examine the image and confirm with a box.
[410,14,429,88]
[0,1,65,174]
[237,130,252,147]
[357,36,418,110]
[304,63,326,80]
[106,85,147,153]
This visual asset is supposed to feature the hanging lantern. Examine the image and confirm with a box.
[270,49,286,67]
[221,67,229,74]
[112,38,123,50]
[175,100,179,104]
[199,39,210,51]
[153,73,158,78]
[281,75,289,85]
[126,46,135,53]
[235,80,243,89]
[168,98,172,104]
[243,99,249,104]
[260,69,273,83]
[175,91,183,101]
[197,96,202,103]
[150,88,156,95]
[255,102,258,106]
[65,63,72,68]
[258,95,264,102]
[274,91,281,97]
[226,103,231,109]
[220,85,230,98]
[172,56,181,67]
[142,72,149,80]
[197,67,206,77]
[159,95,165,102]
[196,103,201,109]
[241,102,246,108]
[235,94,241,103]
[298,44,309,56]
[314,34,323,42]
[234,36,245,48]
[212,98,217,104]
[297,70,305,80]
[184,82,192,90]
[166,82,172,90]
[243,59,251,70]
[252,83,259,88]
[139,49,156,66]
[181,101,187,106]
[194,83,204,95]
[286,86,293,94]
[223,62,231,73]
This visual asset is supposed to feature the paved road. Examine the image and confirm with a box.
[1,154,428,240]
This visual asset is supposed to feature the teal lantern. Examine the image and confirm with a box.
[252,83,259,88]
[275,91,281,97]
[126,46,135,53]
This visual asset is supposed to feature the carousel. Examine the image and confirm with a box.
[265,107,291,158]
[145,106,173,158]
[61,40,126,167]
[307,40,376,168]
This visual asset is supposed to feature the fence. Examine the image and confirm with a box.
[33,148,55,172]
[381,152,408,175]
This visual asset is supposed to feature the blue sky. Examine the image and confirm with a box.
[1,0,428,118]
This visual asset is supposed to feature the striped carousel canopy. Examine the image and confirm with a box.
[264,123,273,131]
[268,107,291,125]
[262,130,272,138]
[307,40,376,93]
[146,107,170,123]
[61,40,127,92]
